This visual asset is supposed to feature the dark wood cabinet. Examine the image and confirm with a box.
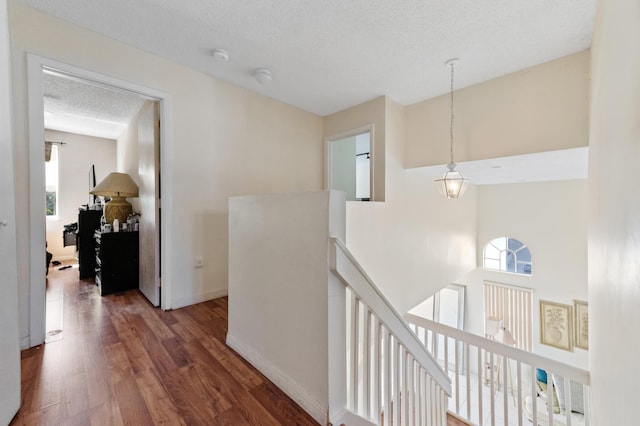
[94,231,139,296]
[77,209,102,279]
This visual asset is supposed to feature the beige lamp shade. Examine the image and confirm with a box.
[90,172,139,224]
[495,327,517,346]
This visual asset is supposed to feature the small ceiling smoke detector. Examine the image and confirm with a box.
[211,48,229,62]
[254,67,272,84]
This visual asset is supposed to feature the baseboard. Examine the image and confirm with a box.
[226,332,326,424]
[171,288,228,310]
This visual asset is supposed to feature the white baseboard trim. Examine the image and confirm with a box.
[226,332,326,424]
[171,288,228,310]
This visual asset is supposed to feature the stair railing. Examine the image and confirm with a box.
[405,314,591,426]
[329,238,451,426]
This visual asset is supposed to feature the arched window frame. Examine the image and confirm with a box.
[483,237,532,276]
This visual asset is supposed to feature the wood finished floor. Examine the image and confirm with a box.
[11,262,318,425]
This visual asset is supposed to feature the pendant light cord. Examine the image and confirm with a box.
[449,60,455,165]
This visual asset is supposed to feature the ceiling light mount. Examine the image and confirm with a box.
[434,57,469,199]
[254,67,272,84]
[211,48,229,62]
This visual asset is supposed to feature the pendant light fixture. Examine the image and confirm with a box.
[434,58,469,199]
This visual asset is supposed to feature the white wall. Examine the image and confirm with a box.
[404,51,590,168]
[462,180,588,369]
[116,102,144,212]
[330,135,356,200]
[589,0,640,423]
[0,0,21,420]
[9,0,323,344]
[344,97,478,314]
[44,130,116,259]
[227,190,346,424]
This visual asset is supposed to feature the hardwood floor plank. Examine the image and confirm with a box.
[154,308,179,327]
[250,381,319,426]
[162,365,229,423]
[169,309,208,340]
[135,369,185,426]
[214,406,253,425]
[160,336,192,368]
[89,400,124,426]
[182,340,281,426]
[140,310,175,341]
[13,264,318,425]
[127,315,179,376]
[200,334,264,390]
[18,402,63,426]
[61,371,90,420]
[112,376,155,425]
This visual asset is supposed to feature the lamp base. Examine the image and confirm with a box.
[103,196,132,225]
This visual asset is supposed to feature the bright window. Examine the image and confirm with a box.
[45,144,59,217]
[483,237,532,275]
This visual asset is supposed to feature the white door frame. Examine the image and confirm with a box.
[324,123,375,200]
[26,54,174,347]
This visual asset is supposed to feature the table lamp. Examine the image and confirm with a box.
[90,172,139,225]
[494,326,517,346]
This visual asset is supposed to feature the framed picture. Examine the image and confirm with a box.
[574,300,589,350]
[539,300,573,351]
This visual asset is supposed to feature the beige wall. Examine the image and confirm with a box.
[345,97,477,314]
[10,0,323,343]
[405,51,590,168]
[116,101,147,213]
[116,104,141,204]
[589,0,640,423]
[44,130,117,260]
[228,190,346,424]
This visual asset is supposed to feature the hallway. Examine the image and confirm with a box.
[11,262,317,425]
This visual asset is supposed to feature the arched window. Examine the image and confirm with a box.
[483,237,532,276]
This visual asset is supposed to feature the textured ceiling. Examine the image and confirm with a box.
[27,0,595,182]
[22,0,595,116]
[43,71,146,139]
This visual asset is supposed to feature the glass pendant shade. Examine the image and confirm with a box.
[434,163,469,199]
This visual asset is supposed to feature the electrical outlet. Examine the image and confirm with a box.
[195,256,203,268]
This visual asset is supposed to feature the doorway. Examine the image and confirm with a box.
[27,54,172,347]
[327,128,372,201]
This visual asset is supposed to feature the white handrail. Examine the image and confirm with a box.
[405,313,591,426]
[328,238,452,425]
[405,313,590,385]
[330,238,452,392]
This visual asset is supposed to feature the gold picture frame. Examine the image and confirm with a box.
[539,300,573,351]
[574,300,589,350]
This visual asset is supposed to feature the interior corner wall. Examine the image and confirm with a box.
[323,96,386,201]
[589,0,640,423]
[45,130,116,260]
[344,97,477,314]
[116,101,149,213]
[404,50,591,168]
[9,0,323,343]
[463,180,588,369]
